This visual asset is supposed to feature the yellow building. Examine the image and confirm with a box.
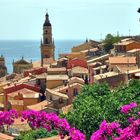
[13,57,33,74]
[36,73,69,89]
[7,88,40,113]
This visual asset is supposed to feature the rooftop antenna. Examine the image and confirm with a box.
[41,38,42,45]
[129,29,131,37]
[117,31,119,37]
[100,33,102,41]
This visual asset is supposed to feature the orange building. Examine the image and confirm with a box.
[59,52,86,60]
[114,38,140,53]
[3,83,40,112]
[72,40,100,52]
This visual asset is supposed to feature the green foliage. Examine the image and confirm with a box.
[103,33,120,52]
[64,80,140,139]
[14,129,58,140]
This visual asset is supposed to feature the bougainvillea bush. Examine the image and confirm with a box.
[0,110,18,132]
[90,102,140,140]
[21,110,85,140]
[1,102,140,140]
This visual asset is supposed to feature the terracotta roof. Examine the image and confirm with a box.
[36,73,47,79]
[93,65,107,71]
[127,49,140,53]
[8,88,39,98]
[109,56,136,64]
[72,40,100,52]
[116,65,138,73]
[47,75,68,81]
[67,58,87,69]
[14,59,31,65]
[80,48,99,53]
[27,100,52,111]
[53,83,83,92]
[46,88,68,99]
[9,100,24,105]
[135,73,140,77]
[47,67,66,72]
[94,72,119,80]
[71,66,88,74]
[53,83,83,93]
[32,61,41,68]
[68,77,85,85]
[0,133,14,140]
[114,38,140,46]
[87,54,110,63]
[58,57,68,62]
[114,41,134,46]
[125,68,140,74]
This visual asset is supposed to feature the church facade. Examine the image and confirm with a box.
[0,55,7,78]
[40,12,55,66]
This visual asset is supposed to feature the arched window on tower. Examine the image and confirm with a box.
[46,38,48,44]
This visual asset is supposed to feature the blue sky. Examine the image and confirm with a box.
[0,0,139,40]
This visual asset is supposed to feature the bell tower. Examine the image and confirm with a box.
[40,11,55,66]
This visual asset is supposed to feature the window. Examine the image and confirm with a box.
[73,88,78,96]
[50,95,52,101]
[59,98,63,104]
[46,38,48,44]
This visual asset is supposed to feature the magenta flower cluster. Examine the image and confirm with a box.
[90,120,120,140]
[90,102,140,140]
[21,110,85,140]
[121,102,137,114]
[0,110,18,129]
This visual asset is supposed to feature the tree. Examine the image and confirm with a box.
[103,33,120,52]
[64,80,140,139]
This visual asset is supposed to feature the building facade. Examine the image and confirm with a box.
[0,55,7,78]
[13,57,33,74]
[40,12,55,66]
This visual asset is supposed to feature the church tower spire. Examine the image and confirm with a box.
[40,11,55,66]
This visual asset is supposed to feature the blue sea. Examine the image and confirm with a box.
[0,40,83,74]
